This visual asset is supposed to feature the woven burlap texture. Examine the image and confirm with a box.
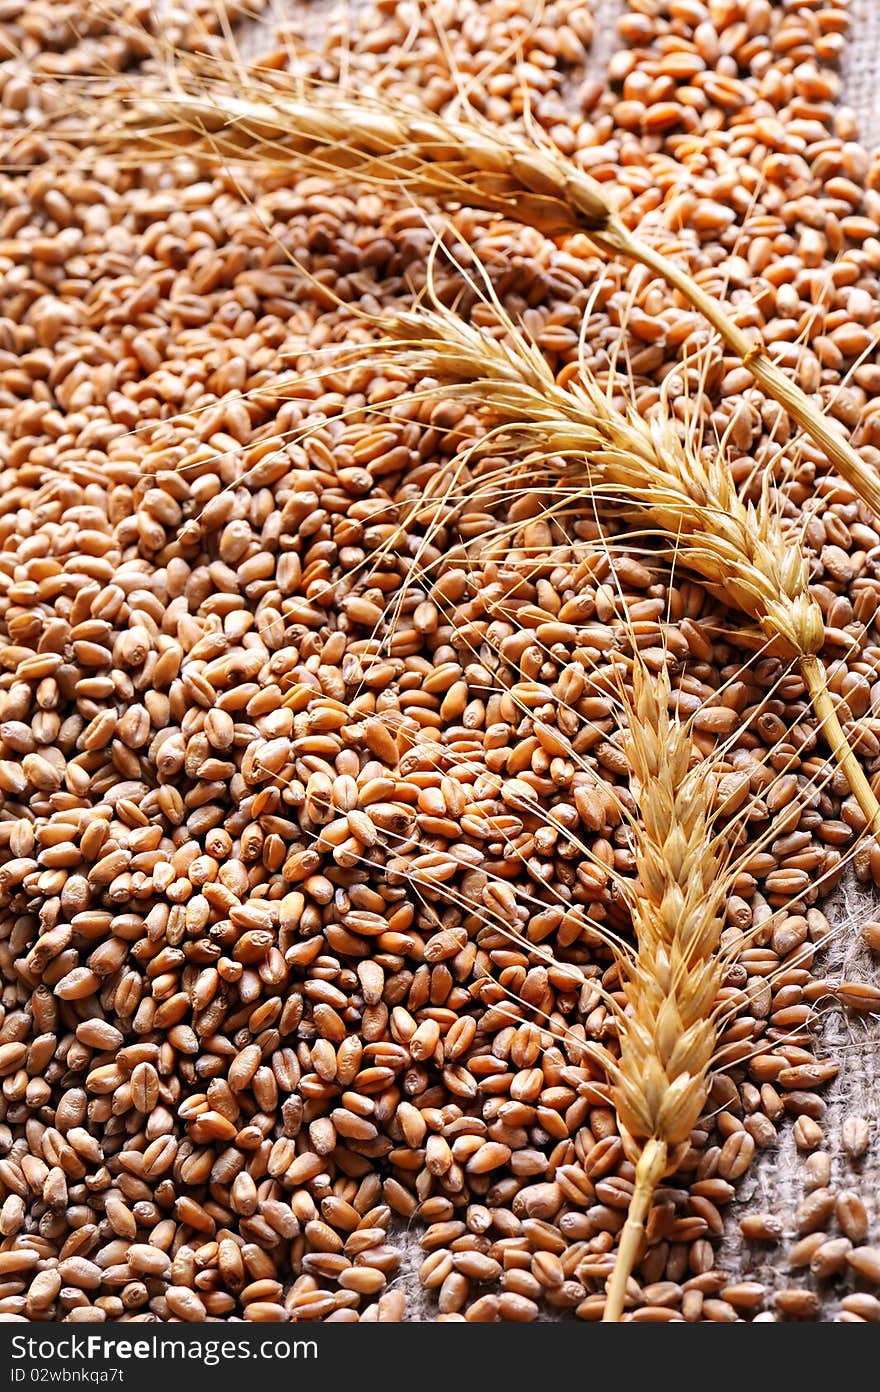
[846,0,880,148]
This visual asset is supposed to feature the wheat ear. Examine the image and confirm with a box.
[601,661,732,1321]
[61,65,880,520]
[356,303,880,834]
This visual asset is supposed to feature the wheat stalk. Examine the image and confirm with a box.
[355,627,750,1320]
[424,584,833,1317]
[52,63,880,521]
[350,301,880,835]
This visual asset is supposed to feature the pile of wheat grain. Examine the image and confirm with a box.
[0,0,879,1325]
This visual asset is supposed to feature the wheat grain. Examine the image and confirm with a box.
[54,62,880,522]
[0,3,866,1329]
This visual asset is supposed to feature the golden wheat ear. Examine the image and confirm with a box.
[344,295,879,836]
[46,59,880,519]
[598,660,737,1321]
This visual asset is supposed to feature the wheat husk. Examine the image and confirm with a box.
[50,63,880,521]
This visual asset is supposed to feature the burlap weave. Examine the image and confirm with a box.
[847,0,880,148]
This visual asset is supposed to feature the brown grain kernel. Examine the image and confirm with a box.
[847,1247,880,1284]
[842,1117,871,1160]
[775,1289,820,1320]
[718,1132,755,1182]
[837,1191,869,1243]
[842,1294,880,1321]
[740,1213,783,1243]
[810,1237,852,1278]
[792,1116,824,1150]
[835,981,880,1013]
[798,1189,836,1235]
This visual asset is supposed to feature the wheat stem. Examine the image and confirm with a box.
[603,1137,668,1323]
[800,654,880,834]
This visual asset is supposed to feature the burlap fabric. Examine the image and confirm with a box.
[847,0,880,148]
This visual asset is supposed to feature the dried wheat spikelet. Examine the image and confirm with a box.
[352,299,880,835]
[600,660,731,1321]
[50,60,880,521]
